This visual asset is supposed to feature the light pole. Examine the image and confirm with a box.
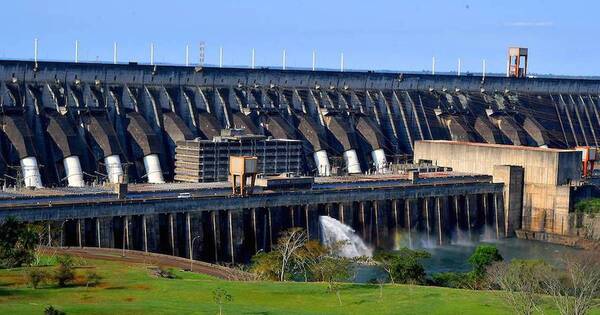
[190,235,202,272]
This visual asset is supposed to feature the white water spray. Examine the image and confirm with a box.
[319,216,372,258]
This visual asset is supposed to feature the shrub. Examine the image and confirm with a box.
[574,198,600,214]
[373,248,431,285]
[468,245,503,280]
[0,217,38,268]
[54,255,75,287]
[25,268,49,289]
[84,271,102,287]
[431,272,473,288]
[44,305,66,315]
[153,266,177,279]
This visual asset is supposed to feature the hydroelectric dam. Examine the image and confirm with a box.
[0,56,598,263]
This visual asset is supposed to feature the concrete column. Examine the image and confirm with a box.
[492,165,524,237]
[338,203,345,224]
[228,210,247,264]
[405,199,418,248]
[142,215,148,252]
[423,198,433,245]
[228,211,235,264]
[251,208,258,254]
[359,201,367,241]
[304,204,320,240]
[144,214,160,253]
[435,196,451,245]
[267,208,273,250]
[127,215,145,251]
[96,219,101,248]
[97,217,114,248]
[77,219,83,247]
[392,199,399,229]
[373,201,380,247]
[211,211,221,263]
[374,200,391,248]
[124,216,130,250]
[187,212,204,261]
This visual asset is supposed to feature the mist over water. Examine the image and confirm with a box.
[318,216,583,282]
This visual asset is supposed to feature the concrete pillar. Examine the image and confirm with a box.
[84,218,98,247]
[77,219,83,247]
[435,196,451,245]
[374,200,391,248]
[405,199,419,248]
[187,212,204,261]
[423,198,433,245]
[95,219,100,248]
[392,199,399,229]
[211,211,221,263]
[127,215,145,251]
[97,217,114,248]
[228,210,247,264]
[305,204,320,240]
[492,165,524,237]
[253,208,270,252]
[124,216,130,250]
[466,194,478,240]
[144,214,160,253]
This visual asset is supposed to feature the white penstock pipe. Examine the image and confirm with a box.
[104,154,124,183]
[63,155,84,187]
[371,148,387,174]
[343,149,362,174]
[20,156,43,188]
[313,150,331,176]
[143,154,164,184]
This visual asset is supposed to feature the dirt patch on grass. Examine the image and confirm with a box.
[0,275,28,286]
[131,284,151,291]
[124,296,136,302]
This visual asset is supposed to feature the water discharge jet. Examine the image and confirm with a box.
[319,216,372,258]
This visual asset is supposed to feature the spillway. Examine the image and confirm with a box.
[1,59,600,186]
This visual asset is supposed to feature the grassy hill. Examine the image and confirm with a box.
[0,256,595,315]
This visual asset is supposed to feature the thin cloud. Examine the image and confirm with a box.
[504,21,554,27]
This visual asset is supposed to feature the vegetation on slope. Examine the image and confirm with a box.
[0,256,531,315]
[575,198,600,214]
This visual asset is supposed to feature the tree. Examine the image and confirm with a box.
[274,228,308,281]
[26,268,49,289]
[294,240,328,282]
[541,252,600,315]
[54,254,75,287]
[373,248,431,285]
[486,260,549,315]
[468,244,502,280]
[372,251,398,284]
[0,217,39,268]
[213,287,233,315]
[250,251,282,281]
[85,271,102,288]
[311,255,353,306]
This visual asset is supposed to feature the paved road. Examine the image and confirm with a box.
[45,247,246,280]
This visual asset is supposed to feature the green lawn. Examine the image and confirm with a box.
[0,257,596,315]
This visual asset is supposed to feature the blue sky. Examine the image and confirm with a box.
[0,0,596,75]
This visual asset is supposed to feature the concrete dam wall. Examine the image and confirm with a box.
[1,60,600,187]
[10,175,504,264]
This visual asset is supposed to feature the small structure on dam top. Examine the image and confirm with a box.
[229,155,257,196]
